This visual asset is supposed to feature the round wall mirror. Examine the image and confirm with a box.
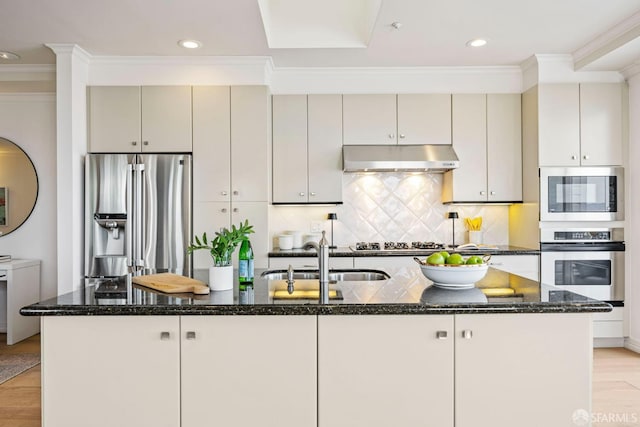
[0,137,38,237]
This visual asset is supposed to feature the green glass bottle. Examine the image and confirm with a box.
[238,237,254,283]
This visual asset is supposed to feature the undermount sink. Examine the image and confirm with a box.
[260,269,390,282]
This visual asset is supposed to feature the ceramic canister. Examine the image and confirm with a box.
[278,234,294,250]
[285,230,304,248]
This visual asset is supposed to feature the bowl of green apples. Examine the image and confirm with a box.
[418,251,489,289]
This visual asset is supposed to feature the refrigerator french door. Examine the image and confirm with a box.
[85,153,192,278]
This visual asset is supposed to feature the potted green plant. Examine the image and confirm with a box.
[187,219,254,290]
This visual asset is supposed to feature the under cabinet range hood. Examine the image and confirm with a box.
[343,144,459,172]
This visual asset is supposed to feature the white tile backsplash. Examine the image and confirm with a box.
[269,172,509,248]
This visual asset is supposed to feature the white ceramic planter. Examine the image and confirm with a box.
[468,230,483,244]
[208,265,234,291]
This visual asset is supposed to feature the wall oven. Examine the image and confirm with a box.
[540,228,624,302]
[540,167,624,222]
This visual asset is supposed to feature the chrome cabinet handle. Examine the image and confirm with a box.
[571,155,577,160]
[160,331,171,340]
[221,208,227,213]
[436,330,448,339]
[186,331,196,340]
[399,134,405,139]
[310,192,316,196]
[143,141,149,146]
[233,207,239,213]
[233,190,239,196]
[461,330,473,340]
[221,191,228,196]
[388,133,395,139]
[480,191,486,196]
[299,192,305,196]
[583,154,589,160]
[490,191,496,196]
[131,141,138,146]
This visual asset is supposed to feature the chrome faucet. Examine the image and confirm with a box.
[303,230,330,303]
[286,264,295,295]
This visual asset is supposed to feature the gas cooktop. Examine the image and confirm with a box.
[351,241,447,251]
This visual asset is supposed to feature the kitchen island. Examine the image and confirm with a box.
[22,267,607,427]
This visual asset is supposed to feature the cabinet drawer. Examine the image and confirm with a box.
[268,257,353,269]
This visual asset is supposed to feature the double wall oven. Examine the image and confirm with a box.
[539,167,625,303]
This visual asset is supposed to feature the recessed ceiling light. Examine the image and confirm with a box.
[178,40,202,49]
[0,51,20,60]
[466,39,487,47]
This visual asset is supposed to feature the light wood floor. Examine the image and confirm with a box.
[1,334,639,427]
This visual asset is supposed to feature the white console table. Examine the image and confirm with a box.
[0,259,40,344]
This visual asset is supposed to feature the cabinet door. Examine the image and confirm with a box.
[192,201,231,269]
[444,94,487,202]
[231,86,270,201]
[455,313,591,427]
[181,316,317,427]
[318,315,454,427]
[272,95,308,203]
[397,94,452,145]
[343,94,397,145]
[580,83,623,166]
[308,94,343,203]
[141,86,192,152]
[192,86,231,202]
[42,316,180,427]
[88,86,141,152]
[232,201,269,269]
[538,84,580,166]
[487,255,539,281]
[487,94,522,202]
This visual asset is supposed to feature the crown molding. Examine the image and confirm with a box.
[621,61,640,80]
[0,64,55,74]
[573,11,640,70]
[46,44,92,64]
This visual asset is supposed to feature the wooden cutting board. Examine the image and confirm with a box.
[132,273,210,294]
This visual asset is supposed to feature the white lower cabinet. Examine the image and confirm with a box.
[42,316,181,427]
[181,316,317,427]
[319,313,591,427]
[455,313,591,427]
[42,313,592,427]
[318,315,455,427]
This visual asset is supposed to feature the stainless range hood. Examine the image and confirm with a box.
[343,144,459,172]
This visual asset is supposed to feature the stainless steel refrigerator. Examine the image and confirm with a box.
[84,153,192,278]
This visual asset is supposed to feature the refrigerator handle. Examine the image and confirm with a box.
[126,164,134,271]
[134,163,146,271]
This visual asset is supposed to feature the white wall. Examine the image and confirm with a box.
[0,94,58,300]
[625,74,640,352]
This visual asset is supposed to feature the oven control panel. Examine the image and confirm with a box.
[541,228,624,243]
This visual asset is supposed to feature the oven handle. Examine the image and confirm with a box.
[540,242,625,252]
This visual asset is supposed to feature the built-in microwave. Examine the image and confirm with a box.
[540,167,624,222]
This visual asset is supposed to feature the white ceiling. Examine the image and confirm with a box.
[1,0,640,70]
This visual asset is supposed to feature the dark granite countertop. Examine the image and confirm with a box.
[21,266,610,316]
[269,245,540,257]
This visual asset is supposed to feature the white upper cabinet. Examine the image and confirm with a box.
[397,94,452,144]
[88,86,192,153]
[343,94,397,145]
[343,94,452,145]
[192,86,231,203]
[580,83,623,166]
[272,95,308,202]
[443,94,522,203]
[272,94,343,204]
[538,83,623,166]
[487,94,522,202]
[231,86,271,202]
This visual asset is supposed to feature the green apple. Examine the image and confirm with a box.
[465,255,484,265]
[445,253,464,265]
[426,253,445,265]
